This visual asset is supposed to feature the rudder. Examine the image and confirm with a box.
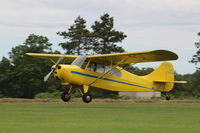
[145,62,174,92]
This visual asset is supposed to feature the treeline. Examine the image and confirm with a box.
[0,13,199,99]
[0,13,127,98]
[172,33,200,99]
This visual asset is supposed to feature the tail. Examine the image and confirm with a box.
[145,62,175,92]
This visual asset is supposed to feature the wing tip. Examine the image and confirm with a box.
[25,53,32,56]
[152,49,178,61]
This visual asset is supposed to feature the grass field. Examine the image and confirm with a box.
[0,102,200,133]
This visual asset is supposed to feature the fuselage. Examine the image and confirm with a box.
[53,65,156,92]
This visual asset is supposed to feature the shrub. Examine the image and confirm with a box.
[35,91,62,99]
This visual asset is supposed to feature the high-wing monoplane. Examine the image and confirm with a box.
[26,50,186,103]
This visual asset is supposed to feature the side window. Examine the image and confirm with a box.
[96,64,105,73]
[86,63,121,77]
[86,62,105,73]
[87,62,97,72]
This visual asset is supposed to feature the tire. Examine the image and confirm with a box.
[165,95,170,101]
[82,93,92,103]
[61,89,71,102]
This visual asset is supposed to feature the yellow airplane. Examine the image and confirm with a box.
[26,49,186,103]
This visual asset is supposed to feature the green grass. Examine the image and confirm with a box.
[0,102,200,133]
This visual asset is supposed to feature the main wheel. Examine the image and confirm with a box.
[82,93,92,103]
[61,88,71,102]
[165,94,170,101]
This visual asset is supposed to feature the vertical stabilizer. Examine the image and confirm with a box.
[145,62,174,92]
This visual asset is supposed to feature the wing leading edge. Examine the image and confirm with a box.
[25,53,78,63]
[26,49,178,65]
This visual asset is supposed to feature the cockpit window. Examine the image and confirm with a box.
[87,62,121,77]
[72,56,87,68]
[87,62,97,72]
[96,64,105,73]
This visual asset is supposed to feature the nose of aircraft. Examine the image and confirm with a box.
[53,65,63,80]
[43,56,65,82]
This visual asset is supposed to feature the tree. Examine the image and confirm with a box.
[57,16,92,55]
[190,70,200,97]
[1,34,60,98]
[190,32,200,69]
[171,72,193,98]
[91,13,127,54]
[90,14,127,97]
[186,32,200,98]
[0,57,15,97]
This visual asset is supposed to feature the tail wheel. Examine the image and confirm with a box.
[165,94,171,101]
[82,93,92,103]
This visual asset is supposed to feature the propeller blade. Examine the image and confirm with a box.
[44,69,54,82]
[55,56,65,66]
[43,56,65,82]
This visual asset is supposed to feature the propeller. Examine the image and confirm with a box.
[44,56,65,82]
[44,55,87,82]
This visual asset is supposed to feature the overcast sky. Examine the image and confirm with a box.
[0,0,199,74]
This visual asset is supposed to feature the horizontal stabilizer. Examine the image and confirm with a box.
[173,81,187,84]
[154,80,187,84]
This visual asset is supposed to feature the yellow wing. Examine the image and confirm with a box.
[25,53,78,63]
[87,49,178,65]
[26,49,178,65]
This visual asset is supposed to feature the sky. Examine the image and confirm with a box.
[0,0,200,74]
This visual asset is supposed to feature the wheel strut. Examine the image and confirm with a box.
[82,85,92,103]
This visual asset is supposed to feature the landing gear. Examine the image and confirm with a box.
[163,92,171,101]
[61,85,92,103]
[165,94,171,101]
[82,93,92,103]
[61,86,73,102]
[61,91,71,102]
[81,85,92,103]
